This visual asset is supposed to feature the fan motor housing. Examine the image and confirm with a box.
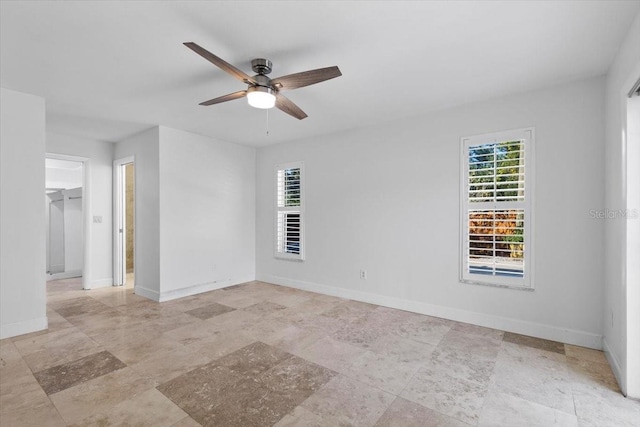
[251,58,272,75]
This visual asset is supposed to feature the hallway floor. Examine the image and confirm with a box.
[1,278,638,426]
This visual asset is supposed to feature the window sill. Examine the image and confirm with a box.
[459,278,534,291]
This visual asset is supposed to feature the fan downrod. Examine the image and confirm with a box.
[251,58,272,75]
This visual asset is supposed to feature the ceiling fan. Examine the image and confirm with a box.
[184,42,342,120]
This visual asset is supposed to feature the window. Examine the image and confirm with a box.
[460,128,534,288]
[276,162,304,260]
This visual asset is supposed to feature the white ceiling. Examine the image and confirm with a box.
[1,1,638,147]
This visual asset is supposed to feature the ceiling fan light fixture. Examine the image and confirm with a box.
[247,86,276,109]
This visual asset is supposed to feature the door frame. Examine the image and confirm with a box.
[623,72,640,398]
[45,153,91,289]
[113,156,135,287]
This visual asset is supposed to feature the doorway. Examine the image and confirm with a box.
[45,157,86,282]
[114,156,135,288]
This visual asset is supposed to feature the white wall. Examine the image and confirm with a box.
[114,126,256,302]
[257,76,605,349]
[158,127,256,301]
[603,11,640,397]
[0,88,47,339]
[114,127,160,299]
[47,132,114,288]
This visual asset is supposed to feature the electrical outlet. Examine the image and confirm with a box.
[360,270,367,280]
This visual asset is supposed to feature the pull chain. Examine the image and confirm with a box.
[266,108,270,137]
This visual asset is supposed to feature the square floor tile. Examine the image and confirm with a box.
[375,397,470,427]
[301,375,395,426]
[34,350,126,395]
[185,302,236,320]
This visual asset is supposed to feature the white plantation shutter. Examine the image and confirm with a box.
[276,162,304,260]
[461,129,534,288]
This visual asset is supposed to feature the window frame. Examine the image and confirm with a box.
[275,161,305,261]
[460,128,535,289]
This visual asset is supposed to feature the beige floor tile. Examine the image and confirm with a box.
[375,397,471,427]
[401,364,488,425]
[185,301,236,320]
[89,319,165,353]
[89,288,149,308]
[301,374,395,426]
[343,350,422,394]
[331,318,388,350]
[426,346,496,386]
[321,300,377,323]
[274,406,339,427]
[71,388,188,427]
[438,329,502,361]
[69,309,145,337]
[46,309,75,332]
[14,327,104,373]
[209,292,263,309]
[572,379,640,427]
[204,308,262,332]
[129,343,210,384]
[161,318,216,346]
[451,322,504,340]
[2,279,632,426]
[567,355,620,391]
[49,367,156,425]
[144,312,203,334]
[367,332,436,362]
[267,292,312,307]
[282,311,345,335]
[0,395,66,427]
[170,416,203,427]
[503,332,565,355]
[565,344,608,364]
[490,342,574,414]
[156,294,214,312]
[50,296,112,318]
[186,329,257,361]
[293,336,367,373]
[279,298,341,316]
[261,324,327,354]
[0,366,49,413]
[394,315,452,346]
[110,334,187,365]
[478,391,578,427]
[0,338,23,364]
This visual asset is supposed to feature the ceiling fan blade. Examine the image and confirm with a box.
[275,93,308,120]
[199,90,247,106]
[184,42,256,85]
[271,66,342,91]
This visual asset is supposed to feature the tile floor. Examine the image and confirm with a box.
[1,278,639,426]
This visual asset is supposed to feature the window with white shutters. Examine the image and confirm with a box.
[461,128,534,288]
[276,162,304,260]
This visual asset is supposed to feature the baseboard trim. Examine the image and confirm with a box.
[258,274,602,350]
[134,285,160,302]
[603,337,626,395]
[47,270,82,281]
[84,278,113,289]
[0,316,48,340]
[157,276,255,302]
